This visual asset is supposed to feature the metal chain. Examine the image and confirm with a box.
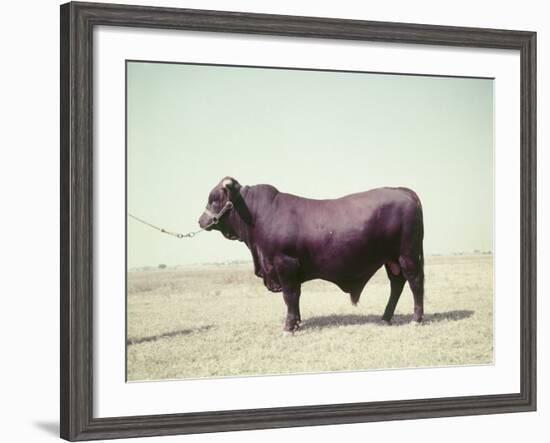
[127,201,233,239]
[127,213,203,238]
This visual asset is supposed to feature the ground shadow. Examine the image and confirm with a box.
[33,421,58,437]
[304,310,474,330]
[127,325,213,346]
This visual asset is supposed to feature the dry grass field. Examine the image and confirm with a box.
[127,254,493,381]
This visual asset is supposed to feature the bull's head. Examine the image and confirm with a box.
[198,176,241,240]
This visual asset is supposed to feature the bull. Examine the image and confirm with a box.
[198,177,424,333]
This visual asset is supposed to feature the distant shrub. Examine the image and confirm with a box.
[158,264,167,269]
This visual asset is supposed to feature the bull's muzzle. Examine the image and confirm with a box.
[198,202,233,230]
[198,212,215,230]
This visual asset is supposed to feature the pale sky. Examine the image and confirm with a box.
[127,61,493,268]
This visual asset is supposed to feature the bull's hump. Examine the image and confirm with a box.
[252,184,279,195]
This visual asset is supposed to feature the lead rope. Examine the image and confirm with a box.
[127,213,202,238]
[127,201,233,239]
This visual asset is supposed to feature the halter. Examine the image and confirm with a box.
[202,201,234,228]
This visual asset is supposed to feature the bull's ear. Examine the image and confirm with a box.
[222,177,241,192]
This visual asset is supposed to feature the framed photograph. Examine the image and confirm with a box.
[60,1,536,441]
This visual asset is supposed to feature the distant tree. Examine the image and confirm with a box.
[158,264,167,269]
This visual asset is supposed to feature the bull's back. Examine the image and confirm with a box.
[291,187,420,239]
[274,187,422,277]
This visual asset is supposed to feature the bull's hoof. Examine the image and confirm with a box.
[411,319,423,326]
[380,319,392,326]
[282,320,300,334]
[282,330,295,337]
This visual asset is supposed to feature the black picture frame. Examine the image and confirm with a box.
[60,1,537,441]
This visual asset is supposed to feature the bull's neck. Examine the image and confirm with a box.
[227,186,255,243]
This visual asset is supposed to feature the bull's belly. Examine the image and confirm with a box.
[253,236,398,292]
[300,255,385,292]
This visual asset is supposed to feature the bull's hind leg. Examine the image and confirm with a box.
[381,263,406,324]
[398,256,424,323]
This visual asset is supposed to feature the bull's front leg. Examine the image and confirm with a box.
[274,255,302,333]
[250,247,263,278]
[257,249,282,292]
[282,286,301,333]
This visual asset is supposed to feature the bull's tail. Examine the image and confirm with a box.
[407,187,424,271]
[418,208,424,272]
[402,187,424,269]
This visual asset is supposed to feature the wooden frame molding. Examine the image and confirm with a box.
[60,2,536,440]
